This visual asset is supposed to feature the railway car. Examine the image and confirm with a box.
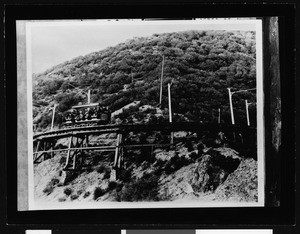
[62,103,111,128]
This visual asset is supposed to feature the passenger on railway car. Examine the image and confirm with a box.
[70,109,76,123]
[101,106,111,123]
[75,110,80,122]
[91,109,97,120]
[85,108,92,120]
[97,106,103,119]
[105,106,111,118]
[78,110,85,121]
[65,113,72,123]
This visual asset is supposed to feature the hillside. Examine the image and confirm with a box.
[35,138,258,203]
[32,30,258,204]
[32,30,257,131]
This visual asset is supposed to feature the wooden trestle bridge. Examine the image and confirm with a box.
[33,123,256,177]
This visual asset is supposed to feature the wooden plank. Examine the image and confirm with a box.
[64,136,73,169]
[120,143,171,148]
[113,133,121,168]
[34,145,116,154]
[117,134,123,168]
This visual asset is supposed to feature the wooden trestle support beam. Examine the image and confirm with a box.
[63,134,88,171]
[33,139,57,163]
[33,130,125,181]
[111,133,124,181]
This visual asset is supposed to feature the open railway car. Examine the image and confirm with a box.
[62,103,111,128]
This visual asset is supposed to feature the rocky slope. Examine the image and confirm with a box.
[34,136,258,203]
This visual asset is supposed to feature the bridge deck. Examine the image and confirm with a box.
[32,123,256,172]
[34,123,256,142]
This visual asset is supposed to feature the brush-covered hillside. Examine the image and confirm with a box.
[33,30,259,204]
[32,30,257,132]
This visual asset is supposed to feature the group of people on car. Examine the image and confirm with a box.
[64,106,110,123]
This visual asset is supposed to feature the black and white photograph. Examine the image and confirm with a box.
[20,19,264,210]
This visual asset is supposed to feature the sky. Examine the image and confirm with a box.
[27,19,258,74]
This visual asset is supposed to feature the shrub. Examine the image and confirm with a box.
[154,158,166,168]
[77,190,83,196]
[119,167,133,183]
[117,173,160,201]
[189,151,199,161]
[164,154,192,175]
[93,187,106,200]
[38,114,52,130]
[43,178,60,195]
[63,187,73,196]
[70,194,79,201]
[116,183,123,192]
[83,191,90,198]
[55,92,84,113]
[43,186,54,195]
[197,142,205,154]
[202,137,218,148]
[103,168,111,179]
[185,139,194,152]
[97,164,106,174]
[86,167,94,173]
[42,79,64,95]
[58,197,66,202]
[59,157,66,164]
[107,181,118,191]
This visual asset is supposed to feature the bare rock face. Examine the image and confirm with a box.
[159,163,199,200]
[214,158,258,202]
[159,147,242,201]
[190,148,241,192]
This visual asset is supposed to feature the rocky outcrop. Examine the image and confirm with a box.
[158,147,243,200]
[189,148,241,192]
[159,163,198,200]
[34,144,258,203]
[214,158,258,202]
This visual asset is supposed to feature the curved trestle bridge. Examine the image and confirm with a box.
[33,123,256,176]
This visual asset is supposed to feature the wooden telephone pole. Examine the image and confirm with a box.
[168,80,174,144]
[227,87,256,125]
[168,83,172,123]
[245,99,250,126]
[159,55,165,106]
[50,104,57,131]
[87,89,91,104]
[227,88,235,125]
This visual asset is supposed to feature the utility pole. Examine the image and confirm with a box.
[227,88,235,125]
[168,83,172,123]
[50,104,57,131]
[87,89,91,104]
[245,99,251,126]
[159,55,164,106]
[227,87,256,125]
[168,81,174,145]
